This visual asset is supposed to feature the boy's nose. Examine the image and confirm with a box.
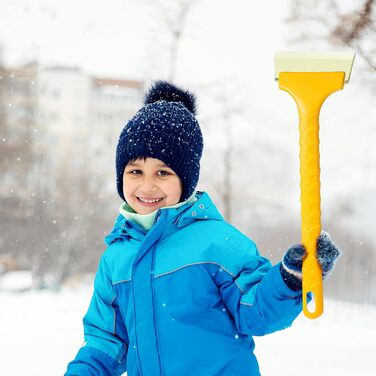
[139,178,158,192]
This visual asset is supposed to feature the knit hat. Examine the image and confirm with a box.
[116,80,203,202]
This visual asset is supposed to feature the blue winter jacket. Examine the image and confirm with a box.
[66,192,303,376]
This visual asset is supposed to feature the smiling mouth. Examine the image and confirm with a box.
[137,197,164,205]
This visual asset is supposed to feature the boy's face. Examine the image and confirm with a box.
[123,157,183,214]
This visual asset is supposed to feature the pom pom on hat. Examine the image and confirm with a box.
[116,81,203,202]
[144,80,197,115]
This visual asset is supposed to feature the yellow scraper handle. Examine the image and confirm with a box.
[278,71,345,319]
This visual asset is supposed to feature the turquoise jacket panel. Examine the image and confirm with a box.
[66,192,303,376]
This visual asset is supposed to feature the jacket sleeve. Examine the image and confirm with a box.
[65,254,128,376]
[216,242,303,337]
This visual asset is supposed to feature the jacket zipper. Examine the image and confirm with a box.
[132,209,165,376]
[151,237,165,376]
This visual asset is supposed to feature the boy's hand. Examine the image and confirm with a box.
[280,231,342,291]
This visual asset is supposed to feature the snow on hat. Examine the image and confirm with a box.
[115,80,203,202]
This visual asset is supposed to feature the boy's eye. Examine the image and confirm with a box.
[158,170,171,176]
[129,169,142,175]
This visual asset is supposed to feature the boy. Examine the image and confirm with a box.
[66,81,341,375]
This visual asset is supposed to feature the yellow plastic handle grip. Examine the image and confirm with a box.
[299,110,323,318]
[279,71,345,319]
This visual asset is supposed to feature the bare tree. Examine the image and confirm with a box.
[197,79,273,224]
[198,81,241,222]
[323,194,376,304]
[287,0,376,72]
[142,0,199,82]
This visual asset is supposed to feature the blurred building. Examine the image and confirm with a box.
[0,62,144,199]
[90,77,144,193]
[36,66,92,197]
[0,62,38,199]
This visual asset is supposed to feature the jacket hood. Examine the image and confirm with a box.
[104,191,223,246]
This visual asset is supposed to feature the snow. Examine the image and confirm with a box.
[0,289,375,375]
[0,271,32,292]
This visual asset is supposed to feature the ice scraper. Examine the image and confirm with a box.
[274,51,355,319]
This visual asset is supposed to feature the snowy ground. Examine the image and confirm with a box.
[0,288,375,376]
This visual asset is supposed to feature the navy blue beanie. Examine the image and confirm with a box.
[116,81,203,202]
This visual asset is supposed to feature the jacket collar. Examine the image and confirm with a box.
[175,191,223,228]
[104,191,223,245]
[118,192,198,231]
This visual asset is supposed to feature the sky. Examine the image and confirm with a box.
[0,0,290,86]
